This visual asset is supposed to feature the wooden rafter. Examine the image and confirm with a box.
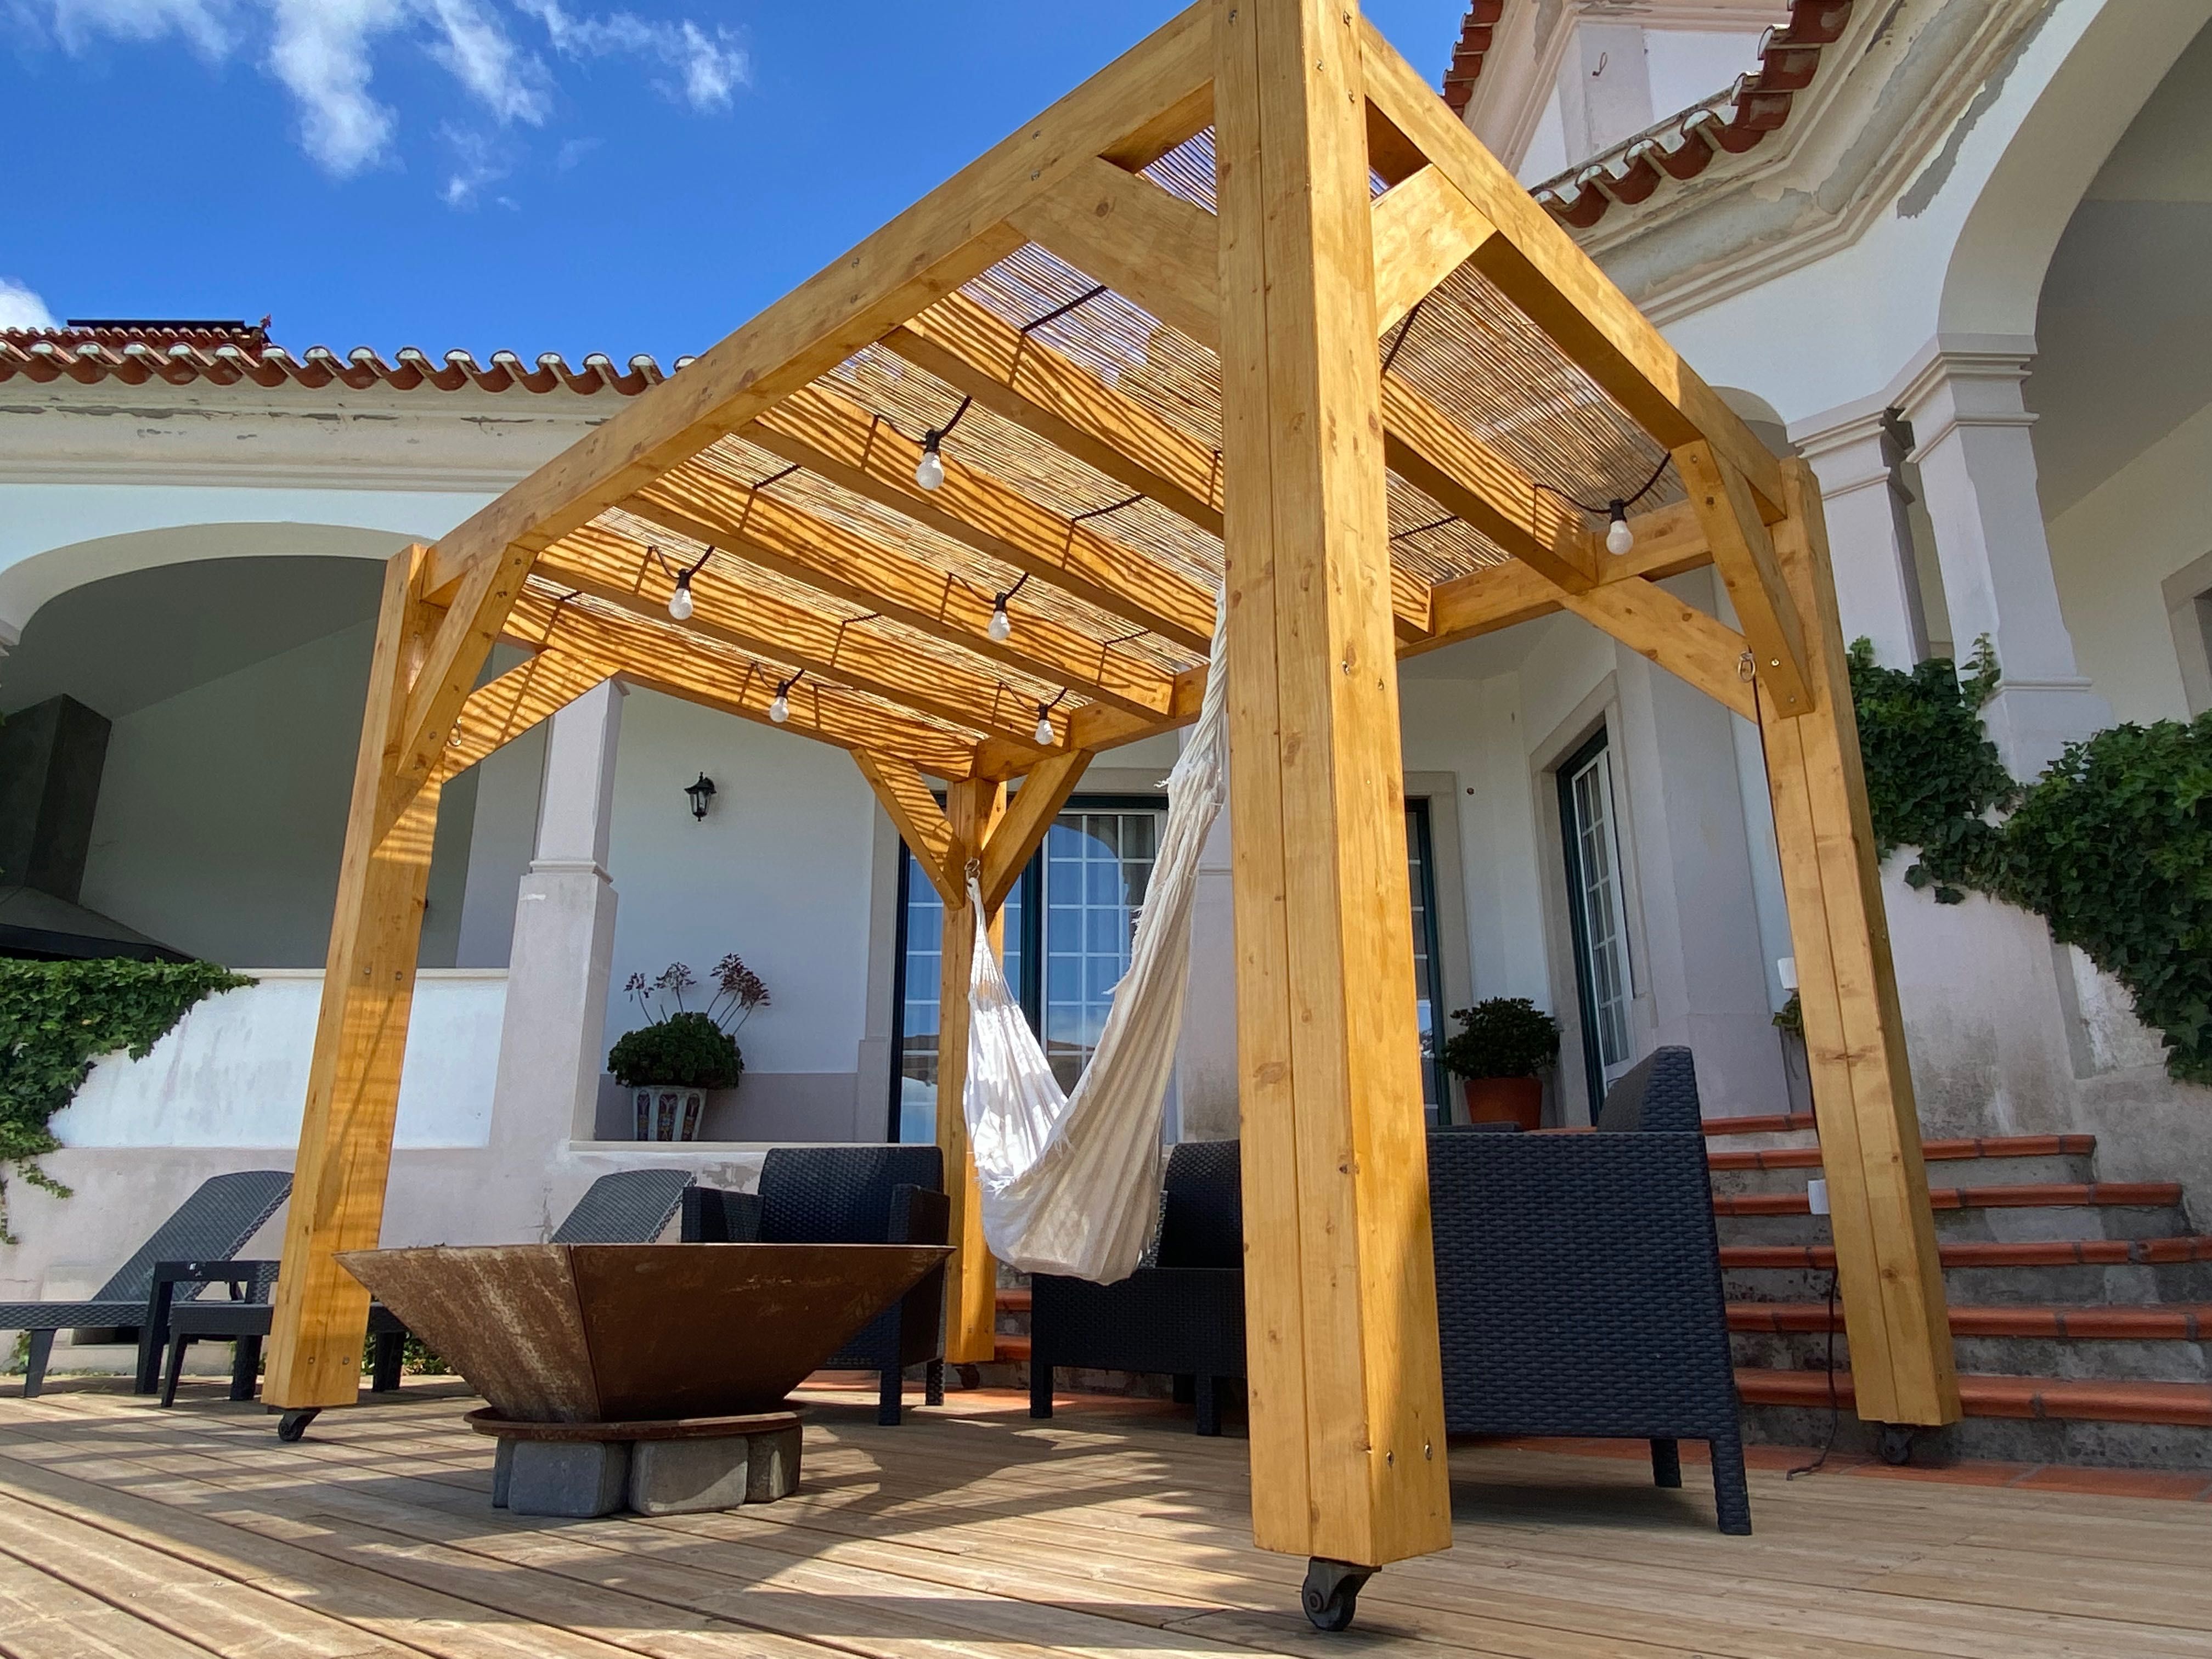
[627,465,1183,720]
[885,292,1226,535]
[744,383,1216,653]
[1356,18,1787,520]
[436,647,608,783]
[535,523,1059,752]
[502,588,980,777]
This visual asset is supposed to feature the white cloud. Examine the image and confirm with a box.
[0,279,59,331]
[30,0,746,185]
[264,0,407,174]
[438,122,510,208]
[516,0,747,111]
[48,0,234,57]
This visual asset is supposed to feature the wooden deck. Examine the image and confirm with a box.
[0,1380,2205,1658]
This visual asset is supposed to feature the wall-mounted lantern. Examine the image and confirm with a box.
[684,773,717,821]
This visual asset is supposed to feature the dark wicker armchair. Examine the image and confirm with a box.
[1429,1046,1751,1533]
[1028,1139,1246,1435]
[682,1145,949,1426]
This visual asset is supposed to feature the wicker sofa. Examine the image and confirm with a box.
[1428,1046,1751,1533]
[1023,1051,1750,1531]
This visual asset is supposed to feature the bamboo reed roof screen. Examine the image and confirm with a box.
[426,8,1790,789]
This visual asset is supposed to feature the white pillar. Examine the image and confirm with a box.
[1792,409,1926,670]
[488,679,627,1146]
[1901,346,2111,777]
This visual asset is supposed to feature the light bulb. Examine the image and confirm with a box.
[988,602,1012,642]
[1035,709,1055,746]
[915,446,944,491]
[1605,504,1634,557]
[769,691,789,724]
[667,579,694,621]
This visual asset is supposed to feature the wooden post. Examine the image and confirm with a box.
[1214,0,1452,1571]
[1759,459,1960,1428]
[938,776,1006,1365]
[265,545,445,1410]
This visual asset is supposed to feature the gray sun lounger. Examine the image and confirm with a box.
[0,1169,292,1396]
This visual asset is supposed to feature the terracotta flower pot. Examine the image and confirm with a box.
[1460,1075,1543,1132]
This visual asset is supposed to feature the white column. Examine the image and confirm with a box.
[488,679,627,1146]
[1792,409,1926,670]
[1901,345,2111,777]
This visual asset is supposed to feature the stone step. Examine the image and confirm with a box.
[1727,1302,2212,1385]
[1718,1184,2191,1249]
[1709,1136,2101,1198]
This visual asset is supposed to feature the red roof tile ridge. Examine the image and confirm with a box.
[1441,0,1854,232]
[0,324,670,399]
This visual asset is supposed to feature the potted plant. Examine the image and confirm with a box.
[1438,997,1560,1131]
[608,956,769,1142]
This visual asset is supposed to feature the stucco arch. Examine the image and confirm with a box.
[0,521,415,648]
[1940,0,2212,337]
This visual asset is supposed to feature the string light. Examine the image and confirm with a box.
[912,393,972,492]
[1530,454,1673,558]
[768,669,802,724]
[1606,500,1634,557]
[668,574,695,620]
[986,571,1029,643]
[1032,689,1068,747]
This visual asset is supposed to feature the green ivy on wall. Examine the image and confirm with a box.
[1849,639,2212,1086]
[0,960,252,1240]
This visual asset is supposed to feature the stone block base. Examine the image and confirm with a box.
[472,1407,803,1516]
[506,1441,632,1518]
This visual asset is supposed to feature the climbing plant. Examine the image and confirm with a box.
[1847,638,2212,1085]
[0,960,252,1240]
[1847,637,2015,904]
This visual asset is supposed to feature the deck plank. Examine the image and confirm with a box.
[0,1386,2204,1659]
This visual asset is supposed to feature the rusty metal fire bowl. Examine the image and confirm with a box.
[337,1243,950,1423]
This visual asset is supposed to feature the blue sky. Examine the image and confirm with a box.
[2,2,1470,366]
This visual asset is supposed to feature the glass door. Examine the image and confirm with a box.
[1558,731,1635,1116]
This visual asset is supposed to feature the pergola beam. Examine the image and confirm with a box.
[1355,19,1787,521]
[535,524,1059,751]
[1677,439,1813,718]
[626,467,1181,719]
[853,752,958,901]
[979,748,1094,912]
[746,383,1216,653]
[504,589,981,777]
[1370,165,1497,335]
[885,293,1226,535]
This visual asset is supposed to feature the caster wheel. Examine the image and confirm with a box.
[1876,1424,1915,1466]
[955,1364,982,1391]
[1301,1558,1372,1633]
[275,1408,320,1443]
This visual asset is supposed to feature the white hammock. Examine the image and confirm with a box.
[961,597,1229,1283]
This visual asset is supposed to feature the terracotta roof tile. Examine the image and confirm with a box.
[0,321,675,398]
[1440,0,1854,230]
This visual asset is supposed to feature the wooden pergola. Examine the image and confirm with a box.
[265,0,1961,1577]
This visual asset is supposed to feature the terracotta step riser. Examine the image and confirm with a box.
[1724,1260,2212,1307]
[1719,1205,2193,1250]
[1729,1329,2212,1385]
[1700,1113,1816,1138]
[1711,1153,2096,1198]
